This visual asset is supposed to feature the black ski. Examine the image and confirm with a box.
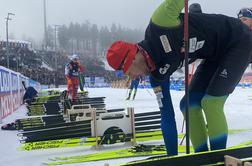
[123,146,252,166]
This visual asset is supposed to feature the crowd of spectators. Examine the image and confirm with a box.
[0,40,117,85]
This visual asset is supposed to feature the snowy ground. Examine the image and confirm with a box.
[0,87,252,166]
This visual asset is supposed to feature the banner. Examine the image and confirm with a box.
[0,66,40,121]
[84,77,109,87]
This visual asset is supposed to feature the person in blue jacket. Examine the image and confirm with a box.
[106,0,252,156]
[126,77,141,100]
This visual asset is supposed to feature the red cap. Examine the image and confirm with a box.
[107,41,138,73]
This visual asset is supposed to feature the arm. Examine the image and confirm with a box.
[150,76,178,156]
[65,64,69,76]
[65,64,71,79]
[151,0,184,27]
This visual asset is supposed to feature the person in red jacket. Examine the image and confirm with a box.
[65,54,82,102]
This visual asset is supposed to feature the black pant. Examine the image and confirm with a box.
[190,31,252,96]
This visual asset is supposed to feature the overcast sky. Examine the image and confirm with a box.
[0,0,251,42]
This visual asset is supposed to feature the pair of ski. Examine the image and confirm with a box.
[21,130,175,151]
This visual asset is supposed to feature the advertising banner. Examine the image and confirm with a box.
[0,66,40,122]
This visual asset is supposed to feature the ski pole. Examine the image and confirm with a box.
[142,82,153,96]
[145,87,153,96]
[181,119,185,133]
[184,0,190,154]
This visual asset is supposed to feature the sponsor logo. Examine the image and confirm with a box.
[196,41,205,50]
[189,37,205,53]
[0,70,11,93]
[153,86,162,94]
[219,69,228,78]
[159,64,170,75]
[153,86,163,108]
[160,35,172,53]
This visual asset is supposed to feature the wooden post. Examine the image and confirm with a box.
[224,155,242,166]
[244,162,252,166]
[92,110,98,148]
[128,107,136,146]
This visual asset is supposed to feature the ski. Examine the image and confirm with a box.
[19,124,91,138]
[22,131,92,143]
[122,146,252,166]
[21,119,91,131]
[134,111,161,117]
[45,144,193,166]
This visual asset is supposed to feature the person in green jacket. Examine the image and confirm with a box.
[107,0,252,155]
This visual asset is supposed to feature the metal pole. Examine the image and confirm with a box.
[54,25,59,70]
[53,25,59,86]
[43,0,47,49]
[16,57,19,72]
[6,18,9,68]
[184,0,190,154]
[5,13,15,69]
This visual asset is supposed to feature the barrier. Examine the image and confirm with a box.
[0,66,40,123]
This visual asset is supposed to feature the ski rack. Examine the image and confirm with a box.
[18,109,161,144]
[26,95,106,116]
[18,96,106,130]
[18,91,162,146]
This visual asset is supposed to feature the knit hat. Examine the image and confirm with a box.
[106,41,138,73]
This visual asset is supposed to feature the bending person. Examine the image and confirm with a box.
[107,0,252,155]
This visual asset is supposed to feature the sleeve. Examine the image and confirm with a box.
[150,75,173,110]
[151,0,184,28]
[150,75,178,155]
[65,64,70,76]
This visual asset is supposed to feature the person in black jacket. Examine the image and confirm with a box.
[189,3,202,13]
[106,0,252,155]
[22,81,38,105]
[238,7,252,29]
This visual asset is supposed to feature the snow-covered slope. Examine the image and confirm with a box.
[1,87,252,166]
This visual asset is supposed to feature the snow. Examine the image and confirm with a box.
[0,87,252,166]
